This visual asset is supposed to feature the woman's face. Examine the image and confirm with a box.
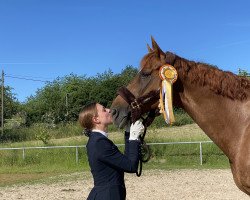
[95,103,113,126]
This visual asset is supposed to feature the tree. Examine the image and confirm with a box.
[119,65,138,86]
[0,85,20,125]
[22,66,139,124]
[238,68,249,77]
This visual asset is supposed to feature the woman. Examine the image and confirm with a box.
[79,102,144,200]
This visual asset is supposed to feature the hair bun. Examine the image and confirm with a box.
[83,128,91,137]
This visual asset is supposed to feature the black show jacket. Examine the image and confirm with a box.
[86,131,140,200]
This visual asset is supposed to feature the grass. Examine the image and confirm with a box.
[0,123,230,187]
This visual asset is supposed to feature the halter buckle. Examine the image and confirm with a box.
[131,100,141,109]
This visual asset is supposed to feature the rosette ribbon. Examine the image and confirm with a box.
[159,64,178,124]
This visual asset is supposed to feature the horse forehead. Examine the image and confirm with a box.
[141,57,160,70]
[141,53,157,65]
[140,57,150,68]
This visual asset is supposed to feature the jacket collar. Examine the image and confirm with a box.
[92,129,108,138]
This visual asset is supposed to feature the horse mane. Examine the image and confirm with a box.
[173,54,250,101]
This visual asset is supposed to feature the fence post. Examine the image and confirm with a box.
[76,146,79,164]
[199,142,203,165]
[22,148,25,160]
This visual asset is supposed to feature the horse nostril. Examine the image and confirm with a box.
[111,109,117,116]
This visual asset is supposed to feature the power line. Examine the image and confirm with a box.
[6,73,54,80]
[5,75,49,83]
[1,70,4,136]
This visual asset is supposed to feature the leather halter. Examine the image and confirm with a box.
[117,86,160,126]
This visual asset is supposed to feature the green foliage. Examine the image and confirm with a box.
[34,124,51,145]
[149,108,193,128]
[172,108,194,126]
[0,108,193,143]
[238,68,249,77]
[0,85,20,123]
[0,146,89,175]
[1,122,83,143]
[0,129,18,143]
[21,66,138,125]
[4,112,26,129]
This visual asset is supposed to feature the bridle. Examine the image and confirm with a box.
[117,86,160,176]
[117,64,178,176]
[117,86,161,124]
[117,87,160,124]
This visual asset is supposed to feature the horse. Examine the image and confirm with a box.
[111,37,250,195]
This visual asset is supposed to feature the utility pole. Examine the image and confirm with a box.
[1,70,4,136]
[66,93,69,116]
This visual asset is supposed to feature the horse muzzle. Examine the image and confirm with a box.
[111,106,131,129]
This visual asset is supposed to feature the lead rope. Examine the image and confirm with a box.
[136,112,156,177]
[136,124,147,177]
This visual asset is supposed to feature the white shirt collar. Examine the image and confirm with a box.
[92,129,108,138]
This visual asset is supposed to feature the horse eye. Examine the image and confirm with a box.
[140,72,151,78]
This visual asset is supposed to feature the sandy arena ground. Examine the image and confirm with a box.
[0,169,249,200]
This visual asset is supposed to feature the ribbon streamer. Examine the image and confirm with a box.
[159,64,178,124]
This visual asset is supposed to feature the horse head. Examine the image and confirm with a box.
[111,37,179,128]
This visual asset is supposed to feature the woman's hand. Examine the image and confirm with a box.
[129,120,144,140]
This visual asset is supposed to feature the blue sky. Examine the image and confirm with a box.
[1,0,250,102]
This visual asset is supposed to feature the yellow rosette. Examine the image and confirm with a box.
[159,64,178,124]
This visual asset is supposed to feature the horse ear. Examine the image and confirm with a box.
[147,44,153,53]
[151,36,158,50]
[151,36,165,56]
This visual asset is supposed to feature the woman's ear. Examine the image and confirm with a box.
[92,116,99,124]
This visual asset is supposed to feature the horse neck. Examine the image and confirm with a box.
[174,75,243,159]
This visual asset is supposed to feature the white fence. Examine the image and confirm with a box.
[0,141,214,165]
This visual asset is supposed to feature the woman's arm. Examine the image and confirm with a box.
[96,138,140,173]
[124,131,130,156]
[96,120,144,173]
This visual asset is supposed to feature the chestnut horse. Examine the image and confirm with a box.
[111,38,250,195]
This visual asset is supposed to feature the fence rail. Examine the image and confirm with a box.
[0,141,214,165]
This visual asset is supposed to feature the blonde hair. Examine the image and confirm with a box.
[79,102,98,136]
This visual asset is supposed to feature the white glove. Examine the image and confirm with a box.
[129,120,144,140]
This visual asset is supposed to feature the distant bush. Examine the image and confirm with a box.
[172,108,194,126]
[0,108,193,142]
[35,125,51,145]
[150,108,193,128]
